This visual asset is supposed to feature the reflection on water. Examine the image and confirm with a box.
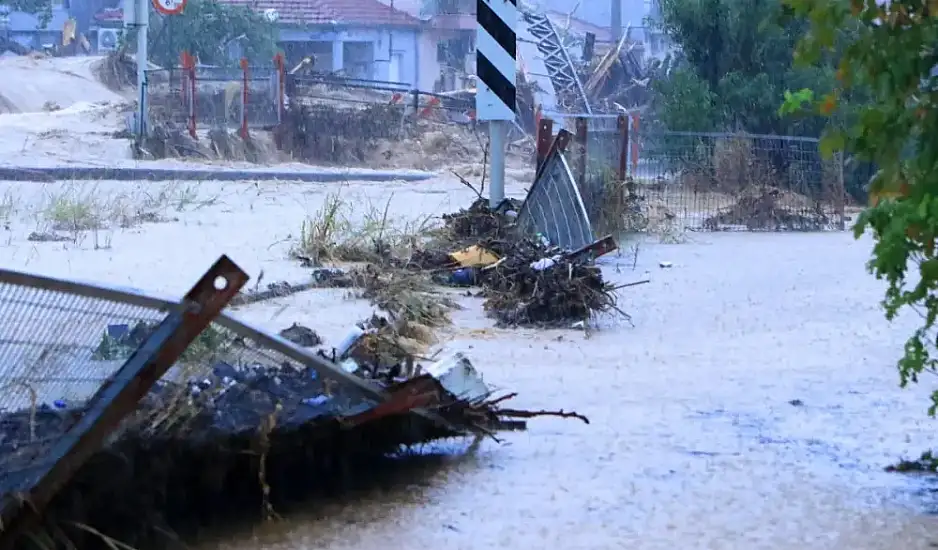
[202,234,938,550]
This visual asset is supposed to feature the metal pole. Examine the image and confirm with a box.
[611,0,622,43]
[489,120,506,207]
[135,0,148,138]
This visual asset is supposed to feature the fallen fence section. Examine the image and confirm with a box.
[518,129,595,251]
[0,268,532,548]
[0,256,249,547]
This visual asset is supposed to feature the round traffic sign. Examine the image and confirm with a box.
[152,0,186,16]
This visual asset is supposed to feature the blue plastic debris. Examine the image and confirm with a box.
[53,400,67,409]
[450,267,477,286]
[107,324,130,339]
[302,395,330,407]
[212,361,238,380]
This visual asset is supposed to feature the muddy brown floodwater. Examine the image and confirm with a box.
[204,232,938,550]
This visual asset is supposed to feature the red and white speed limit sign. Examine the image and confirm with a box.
[152,0,186,15]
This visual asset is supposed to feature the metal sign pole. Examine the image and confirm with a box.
[125,0,149,138]
[475,0,517,209]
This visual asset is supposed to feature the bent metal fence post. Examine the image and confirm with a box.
[0,256,248,545]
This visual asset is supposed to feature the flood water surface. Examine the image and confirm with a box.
[208,232,938,550]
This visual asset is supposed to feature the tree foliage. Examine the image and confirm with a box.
[784,0,938,412]
[652,0,835,136]
[145,0,278,68]
[1,0,53,26]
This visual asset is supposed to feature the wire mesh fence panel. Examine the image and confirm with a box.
[243,66,280,129]
[575,115,625,227]
[0,275,172,497]
[631,130,845,231]
[133,318,378,439]
[518,150,594,250]
[182,66,247,130]
[146,68,190,128]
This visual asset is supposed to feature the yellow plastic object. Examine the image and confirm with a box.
[448,246,499,268]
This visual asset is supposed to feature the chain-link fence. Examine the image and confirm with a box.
[634,130,845,231]
[0,257,244,540]
[537,114,847,234]
[0,278,170,497]
[146,67,191,129]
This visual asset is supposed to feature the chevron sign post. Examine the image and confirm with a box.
[476,0,517,207]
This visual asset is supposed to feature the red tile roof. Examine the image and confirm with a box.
[219,0,421,26]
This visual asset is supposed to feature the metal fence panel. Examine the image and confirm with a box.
[0,257,247,540]
[518,149,594,250]
[0,286,169,494]
[632,131,845,231]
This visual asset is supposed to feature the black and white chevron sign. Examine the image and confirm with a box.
[475,0,517,121]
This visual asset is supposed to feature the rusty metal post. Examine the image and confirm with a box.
[240,58,250,140]
[274,53,285,125]
[617,113,629,181]
[536,117,553,173]
[574,117,588,192]
[181,52,197,140]
[533,128,572,183]
[0,256,249,548]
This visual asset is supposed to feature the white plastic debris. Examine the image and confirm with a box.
[531,255,562,271]
[335,324,367,359]
[339,358,359,373]
[424,352,489,401]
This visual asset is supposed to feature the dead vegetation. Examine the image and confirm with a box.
[290,186,627,332]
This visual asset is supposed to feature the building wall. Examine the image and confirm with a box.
[279,26,420,88]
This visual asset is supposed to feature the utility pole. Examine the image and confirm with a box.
[611,0,622,43]
[124,0,149,137]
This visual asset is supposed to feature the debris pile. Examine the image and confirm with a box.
[478,238,621,327]
[3,315,560,549]
[702,188,831,231]
[414,197,624,328]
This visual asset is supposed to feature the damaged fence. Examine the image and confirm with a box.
[537,113,847,233]
[146,53,285,141]
[0,257,247,546]
[0,259,536,549]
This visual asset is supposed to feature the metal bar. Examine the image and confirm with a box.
[618,113,628,181]
[240,58,249,140]
[835,151,846,230]
[643,128,821,143]
[212,313,461,433]
[532,128,572,191]
[631,113,640,174]
[0,270,181,312]
[536,117,553,172]
[0,256,248,547]
[574,117,588,194]
[489,120,508,208]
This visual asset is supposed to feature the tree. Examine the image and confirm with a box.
[652,0,835,137]
[144,0,278,68]
[2,0,53,26]
[782,0,938,413]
